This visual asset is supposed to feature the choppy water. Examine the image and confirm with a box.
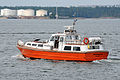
[0,19,120,80]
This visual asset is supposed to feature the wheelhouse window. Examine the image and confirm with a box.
[64,46,71,51]
[65,35,72,41]
[65,35,80,41]
[73,47,80,51]
[27,43,31,46]
[32,44,37,46]
[60,37,64,42]
[38,44,43,47]
[89,46,99,49]
[50,36,59,41]
[75,35,79,40]
[50,36,55,41]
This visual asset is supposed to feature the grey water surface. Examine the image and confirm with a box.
[0,19,120,80]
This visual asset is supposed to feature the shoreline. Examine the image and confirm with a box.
[0,16,120,19]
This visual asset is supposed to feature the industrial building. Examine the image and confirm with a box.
[0,8,48,19]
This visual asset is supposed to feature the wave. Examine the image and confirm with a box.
[101,57,120,63]
[11,54,26,60]
[11,54,40,61]
[101,32,120,35]
[108,57,120,60]
[92,57,120,63]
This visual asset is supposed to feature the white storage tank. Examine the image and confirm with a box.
[0,8,17,16]
[23,9,34,16]
[1,8,17,16]
[0,9,10,16]
[9,10,17,16]
[36,10,47,16]
[17,9,24,16]
[0,9,4,16]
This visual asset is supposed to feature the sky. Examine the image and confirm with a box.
[0,0,120,6]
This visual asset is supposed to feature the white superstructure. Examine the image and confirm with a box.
[18,25,104,52]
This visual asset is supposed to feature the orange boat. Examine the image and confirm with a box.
[17,20,109,62]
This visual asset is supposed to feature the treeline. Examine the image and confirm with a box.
[0,6,120,18]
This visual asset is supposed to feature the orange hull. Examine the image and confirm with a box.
[17,46,109,62]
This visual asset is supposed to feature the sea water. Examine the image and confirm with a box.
[0,19,120,80]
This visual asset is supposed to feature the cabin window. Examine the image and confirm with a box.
[55,36,59,40]
[64,46,71,50]
[27,43,31,46]
[89,46,99,49]
[38,44,43,47]
[50,36,59,41]
[73,47,80,51]
[72,35,79,40]
[50,36,55,41]
[65,30,70,32]
[60,37,64,42]
[75,35,79,40]
[32,44,37,46]
[95,41,101,45]
[65,35,72,41]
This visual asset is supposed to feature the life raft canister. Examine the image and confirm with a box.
[83,37,89,45]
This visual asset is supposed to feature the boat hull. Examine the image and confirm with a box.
[17,45,109,62]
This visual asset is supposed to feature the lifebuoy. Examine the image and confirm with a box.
[83,37,89,45]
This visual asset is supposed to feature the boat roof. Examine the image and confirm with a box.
[51,33,65,36]
[51,25,79,37]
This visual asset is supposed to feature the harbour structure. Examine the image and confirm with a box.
[36,9,47,16]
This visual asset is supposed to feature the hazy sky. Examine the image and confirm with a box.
[0,0,120,6]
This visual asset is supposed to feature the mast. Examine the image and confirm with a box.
[72,18,77,30]
[64,19,78,34]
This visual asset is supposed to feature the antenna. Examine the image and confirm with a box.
[72,18,77,29]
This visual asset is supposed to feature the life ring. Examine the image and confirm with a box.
[83,37,89,45]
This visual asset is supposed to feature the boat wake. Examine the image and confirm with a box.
[92,57,120,64]
[11,54,26,60]
[107,57,120,63]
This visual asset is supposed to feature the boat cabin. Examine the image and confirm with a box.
[24,26,103,52]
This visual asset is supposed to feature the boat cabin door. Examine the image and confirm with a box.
[58,36,64,50]
[54,36,60,48]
